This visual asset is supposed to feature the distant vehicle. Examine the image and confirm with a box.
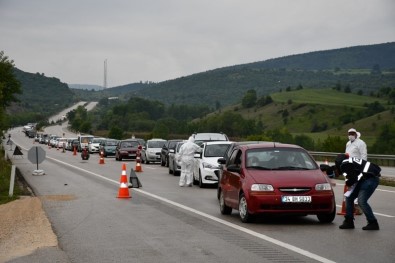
[218,142,336,223]
[100,139,119,157]
[191,132,229,146]
[193,141,232,188]
[141,139,167,164]
[66,138,78,150]
[77,135,94,152]
[88,137,105,153]
[115,139,141,161]
[56,138,68,148]
[161,139,182,167]
[168,141,185,176]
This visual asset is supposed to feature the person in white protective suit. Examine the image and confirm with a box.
[178,136,201,187]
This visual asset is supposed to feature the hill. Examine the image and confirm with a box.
[123,42,395,108]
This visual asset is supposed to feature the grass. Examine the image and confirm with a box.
[0,146,32,205]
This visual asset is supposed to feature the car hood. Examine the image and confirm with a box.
[247,169,328,186]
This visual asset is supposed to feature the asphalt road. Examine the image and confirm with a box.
[4,122,395,263]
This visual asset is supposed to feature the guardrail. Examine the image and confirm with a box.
[310,151,395,167]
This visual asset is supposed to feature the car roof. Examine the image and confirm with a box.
[239,142,303,150]
[204,141,233,145]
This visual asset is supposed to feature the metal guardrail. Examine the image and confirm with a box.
[310,151,395,167]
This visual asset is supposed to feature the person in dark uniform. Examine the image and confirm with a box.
[335,153,381,230]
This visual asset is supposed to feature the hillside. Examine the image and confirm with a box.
[125,42,395,108]
[209,88,393,143]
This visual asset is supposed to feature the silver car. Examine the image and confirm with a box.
[168,141,185,176]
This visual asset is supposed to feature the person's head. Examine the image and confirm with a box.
[188,136,195,143]
[334,153,349,174]
[347,128,358,142]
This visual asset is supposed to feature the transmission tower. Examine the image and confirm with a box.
[103,59,107,89]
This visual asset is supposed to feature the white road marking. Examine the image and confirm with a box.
[46,156,336,263]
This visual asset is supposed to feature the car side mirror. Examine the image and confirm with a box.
[217,157,226,164]
[227,164,241,173]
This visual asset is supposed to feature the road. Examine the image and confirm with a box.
[3,119,395,263]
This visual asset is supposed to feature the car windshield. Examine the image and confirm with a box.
[105,141,118,146]
[176,143,184,152]
[204,144,230,157]
[148,141,166,148]
[246,148,317,170]
[122,141,139,148]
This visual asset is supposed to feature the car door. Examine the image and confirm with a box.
[224,149,243,208]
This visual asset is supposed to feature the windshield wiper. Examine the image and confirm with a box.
[246,166,272,170]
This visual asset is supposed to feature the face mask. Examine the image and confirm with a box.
[348,135,356,142]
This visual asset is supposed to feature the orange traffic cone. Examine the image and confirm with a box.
[73,146,77,156]
[135,151,142,172]
[99,151,105,164]
[337,184,361,216]
[117,163,131,199]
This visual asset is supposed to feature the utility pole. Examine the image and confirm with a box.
[103,59,107,89]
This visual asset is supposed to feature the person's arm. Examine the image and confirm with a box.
[359,141,368,161]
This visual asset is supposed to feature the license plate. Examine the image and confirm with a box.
[282,196,311,203]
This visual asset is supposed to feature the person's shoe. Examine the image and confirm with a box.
[362,220,379,230]
[187,184,192,187]
[179,184,185,187]
[354,204,363,215]
[339,217,355,229]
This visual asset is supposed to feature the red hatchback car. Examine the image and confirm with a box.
[218,142,336,223]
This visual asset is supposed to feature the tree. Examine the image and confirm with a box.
[0,51,22,108]
[0,51,22,134]
[241,89,257,108]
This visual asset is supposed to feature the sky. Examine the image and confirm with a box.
[1,0,394,88]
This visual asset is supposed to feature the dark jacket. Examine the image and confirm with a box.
[338,157,381,187]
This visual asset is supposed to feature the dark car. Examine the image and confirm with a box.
[100,139,119,157]
[160,139,183,167]
[115,140,141,161]
[218,142,336,223]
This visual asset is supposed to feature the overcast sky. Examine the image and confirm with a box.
[1,0,394,87]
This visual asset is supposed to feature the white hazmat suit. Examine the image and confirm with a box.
[178,136,201,187]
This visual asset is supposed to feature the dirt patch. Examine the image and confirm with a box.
[0,197,58,262]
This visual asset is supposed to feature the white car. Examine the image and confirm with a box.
[193,141,232,188]
[141,138,167,164]
[89,137,105,153]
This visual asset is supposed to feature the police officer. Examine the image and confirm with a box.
[335,154,381,230]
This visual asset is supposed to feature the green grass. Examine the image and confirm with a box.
[271,88,387,108]
[0,146,31,205]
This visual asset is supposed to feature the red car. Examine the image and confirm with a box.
[218,142,335,223]
[115,140,141,161]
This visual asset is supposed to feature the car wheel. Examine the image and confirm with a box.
[118,156,122,161]
[219,190,232,215]
[317,201,336,223]
[239,193,253,223]
[198,170,205,188]
[165,156,169,167]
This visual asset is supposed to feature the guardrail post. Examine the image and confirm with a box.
[9,165,16,197]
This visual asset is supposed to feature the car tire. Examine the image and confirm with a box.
[165,156,169,167]
[239,193,253,223]
[317,200,336,223]
[219,190,232,215]
[198,170,205,188]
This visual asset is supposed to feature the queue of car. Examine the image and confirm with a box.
[29,128,336,224]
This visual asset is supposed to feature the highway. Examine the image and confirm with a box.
[4,119,395,263]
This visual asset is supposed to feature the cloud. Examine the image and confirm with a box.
[1,0,394,87]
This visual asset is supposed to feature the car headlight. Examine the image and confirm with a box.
[202,162,219,169]
[251,184,274,191]
[315,183,332,191]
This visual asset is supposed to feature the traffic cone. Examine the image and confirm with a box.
[99,151,105,164]
[117,163,131,199]
[73,146,77,156]
[337,184,361,216]
[135,151,142,172]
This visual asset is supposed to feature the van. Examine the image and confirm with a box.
[77,135,94,151]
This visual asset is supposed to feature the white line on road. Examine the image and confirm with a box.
[45,156,336,263]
